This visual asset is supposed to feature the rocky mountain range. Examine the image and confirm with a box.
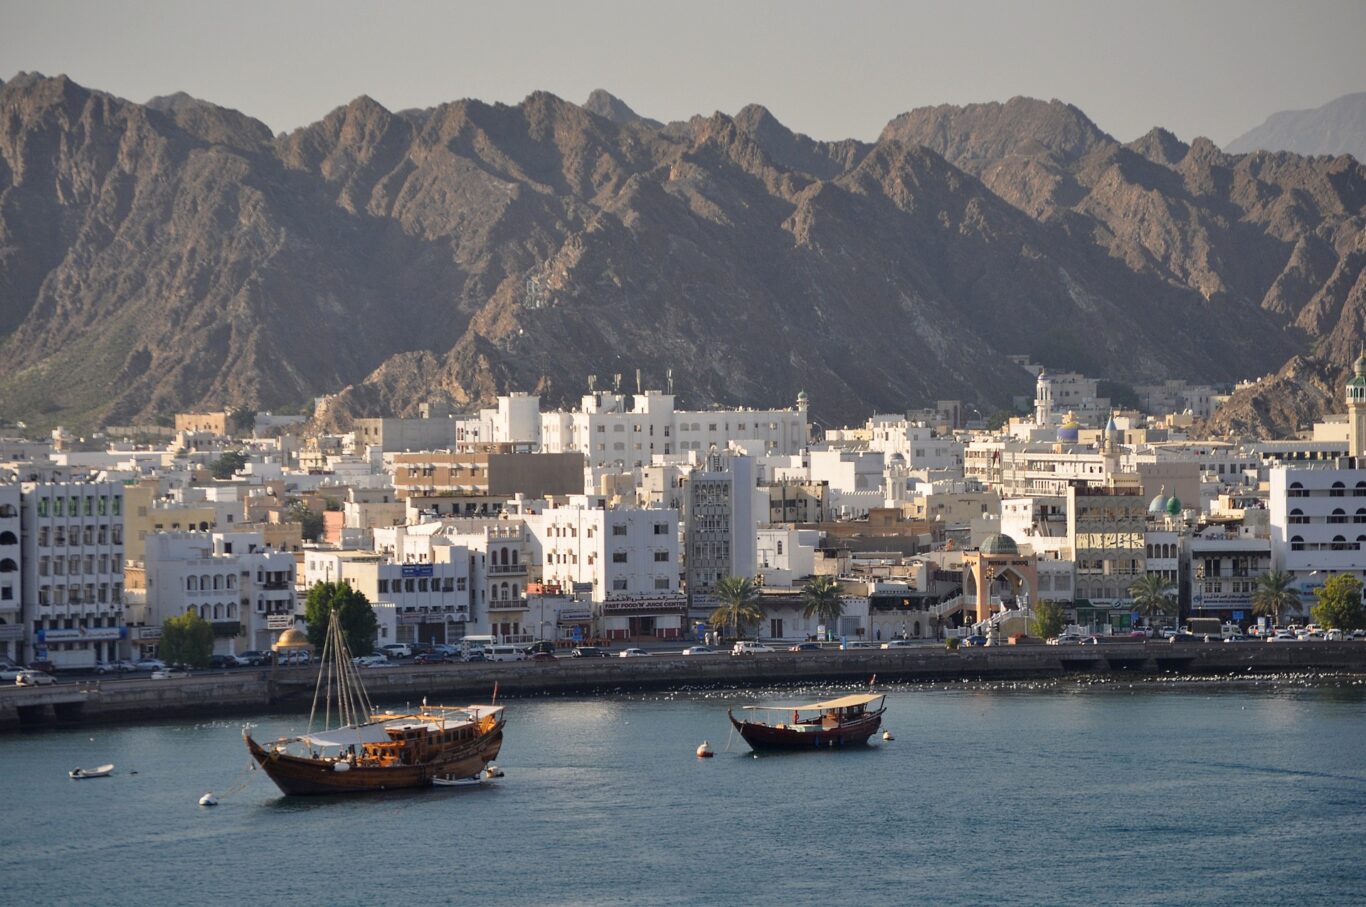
[1226,92,1366,163]
[1,74,1363,435]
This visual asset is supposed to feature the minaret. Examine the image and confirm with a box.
[1034,369,1053,426]
[1348,347,1366,458]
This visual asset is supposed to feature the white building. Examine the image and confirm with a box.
[304,545,473,646]
[1268,462,1366,608]
[0,485,21,662]
[683,453,760,605]
[20,481,126,668]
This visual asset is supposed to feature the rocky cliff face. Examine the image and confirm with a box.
[0,75,1359,431]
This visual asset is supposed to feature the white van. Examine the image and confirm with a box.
[486,645,527,663]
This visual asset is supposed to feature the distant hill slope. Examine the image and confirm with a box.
[1226,92,1366,162]
[1,75,1362,432]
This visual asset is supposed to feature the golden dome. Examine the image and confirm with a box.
[273,627,311,650]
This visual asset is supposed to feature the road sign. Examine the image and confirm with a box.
[266,614,294,630]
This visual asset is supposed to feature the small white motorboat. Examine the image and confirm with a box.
[69,764,114,779]
[433,764,503,787]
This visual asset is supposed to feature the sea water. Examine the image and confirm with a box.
[2,679,1364,906]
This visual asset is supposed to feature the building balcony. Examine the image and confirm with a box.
[488,563,528,576]
[486,600,528,612]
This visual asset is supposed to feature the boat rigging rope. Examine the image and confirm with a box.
[213,760,258,801]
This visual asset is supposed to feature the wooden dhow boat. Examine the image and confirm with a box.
[245,615,504,796]
[728,693,886,750]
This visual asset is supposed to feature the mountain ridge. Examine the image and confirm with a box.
[0,73,1361,435]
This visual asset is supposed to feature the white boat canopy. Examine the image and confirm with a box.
[742,693,884,712]
[297,722,393,748]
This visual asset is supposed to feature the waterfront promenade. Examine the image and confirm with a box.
[5,640,1366,732]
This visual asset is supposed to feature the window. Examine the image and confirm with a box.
[612,525,627,537]
[111,496,120,516]
[418,578,429,592]
[98,496,107,516]
[612,552,628,563]
[653,523,669,535]
[654,578,671,590]
[653,551,669,562]
[612,577,628,591]
[37,498,49,517]
[53,497,63,517]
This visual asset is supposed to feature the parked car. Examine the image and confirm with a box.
[788,641,824,652]
[731,641,775,655]
[433,644,460,657]
[1047,633,1084,645]
[381,644,413,659]
[960,635,987,647]
[354,654,390,667]
[0,665,29,681]
[95,659,138,674]
[209,654,244,669]
[880,639,919,649]
[150,668,189,680]
[462,650,487,663]
[236,650,269,666]
[1266,631,1301,643]
[413,652,448,665]
[570,646,611,658]
[16,669,56,686]
[408,642,435,656]
[682,645,720,655]
[617,648,649,658]
[134,659,167,672]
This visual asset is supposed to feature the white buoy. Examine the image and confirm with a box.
[198,792,218,807]
[696,740,714,758]
[882,730,894,741]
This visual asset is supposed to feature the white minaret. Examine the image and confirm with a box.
[1348,348,1366,459]
[1034,369,1053,426]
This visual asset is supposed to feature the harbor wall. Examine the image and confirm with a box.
[4,641,1366,732]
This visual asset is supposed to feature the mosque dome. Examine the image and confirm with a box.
[1148,487,1169,515]
[979,533,1019,556]
[1165,495,1183,516]
[273,627,310,650]
[1056,411,1081,443]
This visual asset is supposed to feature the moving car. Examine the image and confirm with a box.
[570,646,611,658]
[731,641,775,655]
[209,654,245,669]
[880,639,919,649]
[0,665,29,682]
[524,641,557,656]
[681,645,720,655]
[960,635,987,647]
[16,669,56,686]
[353,654,390,667]
[412,652,448,665]
[839,641,878,651]
[150,668,189,680]
[237,650,270,666]
[95,660,138,674]
[617,648,649,658]
[788,642,823,652]
[134,659,167,672]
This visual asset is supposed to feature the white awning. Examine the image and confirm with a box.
[297,722,393,748]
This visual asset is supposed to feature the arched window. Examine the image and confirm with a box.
[1333,535,1348,550]
[0,530,16,545]
[198,521,209,531]
[511,583,519,599]
[511,549,519,565]
[1291,535,1305,551]
[200,575,210,592]
[186,604,197,614]
[1330,508,1347,524]
[500,582,509,600]
[1331,481,1346,497]
[187,576,198,591]
[226,575,235,589]
[0,558,15,573]
[213,604,222,620]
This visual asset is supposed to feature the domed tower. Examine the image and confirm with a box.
[1056,411,1081,445]
[1034,369,1053,426]
[1348,349,1366,459]
[796,389,809,414]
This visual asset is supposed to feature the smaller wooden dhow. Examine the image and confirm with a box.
[728,693,886,750]
[245,616,504,796]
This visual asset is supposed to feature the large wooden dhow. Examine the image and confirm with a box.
[245,619,504,796]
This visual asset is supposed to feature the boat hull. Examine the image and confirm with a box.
[728,710,883,750]
[246,727,503,796]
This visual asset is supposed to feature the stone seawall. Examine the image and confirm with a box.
[4,641,1365,732]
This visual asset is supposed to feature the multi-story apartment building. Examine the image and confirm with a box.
[20,481,125,668]
[521,502,682,639]
[1066,484,1147,609]
[389,448,584,511]
[864,414,964,471]
[1187,532,1272,622]
[304,546,473,646]
[0,485,21,662]
[682,454,758,608]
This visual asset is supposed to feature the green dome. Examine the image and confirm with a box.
[1165,495,1182,516]
[980,533,1019,556]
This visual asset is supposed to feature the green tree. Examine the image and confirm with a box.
[1031,599,1066,639]
[289,500,324,542]
[209,450,247,480]
[1310,574,1366,631]
[1129,574,1176,628]
[304,581,378,657]
[800,575,845,629]
[229,406,256,436]
[1252,570,1300,628]
[160,610,214,668]
[707,576,765,640]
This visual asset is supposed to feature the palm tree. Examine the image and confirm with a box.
[800,576,844,635]
[1128,574,1175,629]
[1252,570,1299,628]
[708,576,764,641]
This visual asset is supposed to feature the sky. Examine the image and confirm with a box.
[3,0,1365,145]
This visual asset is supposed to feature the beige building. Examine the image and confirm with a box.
[174,412,230,435]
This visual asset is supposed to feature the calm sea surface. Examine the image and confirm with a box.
[3,679,1365,907]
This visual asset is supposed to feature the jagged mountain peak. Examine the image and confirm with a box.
[583,89,662,128]
[1126,126,1189,166]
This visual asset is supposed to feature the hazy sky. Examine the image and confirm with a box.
[4,0,1365,144]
